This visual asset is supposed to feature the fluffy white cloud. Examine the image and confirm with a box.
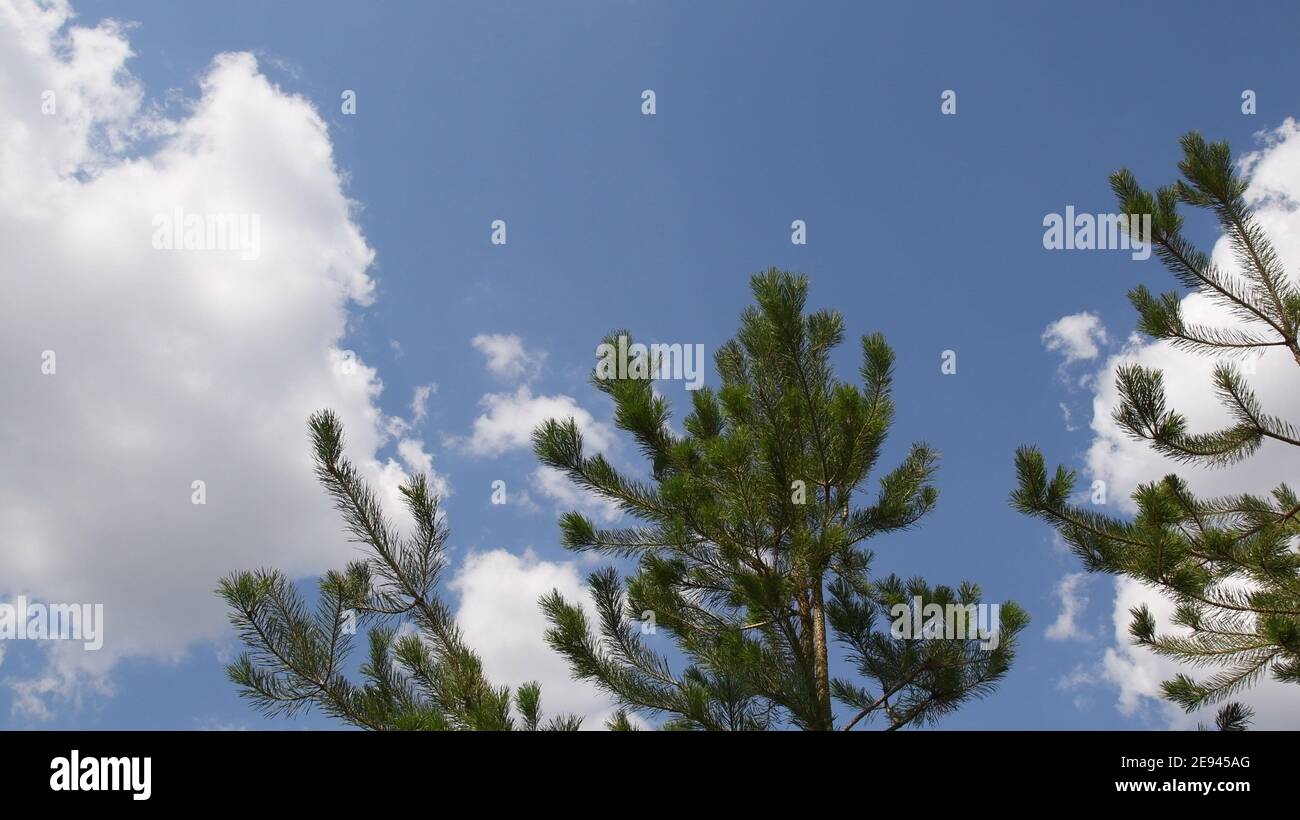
[1086,334,1297,515]
[531,466,623,523]
[451,385,615,458]
[1042,311,1109,365]
[449,548,627,728]
[1098,577,1300,729]
[1045,572,1092,642]
[472,333,544,381]
[1067,119,1300,728]
[0,0,439,719]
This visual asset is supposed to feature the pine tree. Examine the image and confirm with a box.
[534,269,1027,730]
[1203,701,1253,732]
[217,410,579,730]
[1014,133,1300,719]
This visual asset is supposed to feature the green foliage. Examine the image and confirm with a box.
[1014,133,1300,716]
[1210,701,1254,732]
[535,269,1026,730]
[217,410,578,731]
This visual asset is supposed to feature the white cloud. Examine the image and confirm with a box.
[392,438,449,501]
[1058,402,1079,432]
[1086,329,1297,514]
[1065,119,1300,729]
[449,548,623,728]
[1045,572,1091,642]
[472,333,544,381]
[1042,312,1109,365]
[531,466,623,523]
[0,1,437,719]
[1097,576,1300,729]
[1057,663,1098,692]
[1056,663,1099,711]
[451,385,615,458]
[507,489,542,514]
[411,382,437,426]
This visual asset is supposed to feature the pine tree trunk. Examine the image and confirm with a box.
[810,581,833,730]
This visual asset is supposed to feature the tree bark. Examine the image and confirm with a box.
[809,580,833,730]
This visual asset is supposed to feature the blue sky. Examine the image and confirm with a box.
[4,0,1299,729]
